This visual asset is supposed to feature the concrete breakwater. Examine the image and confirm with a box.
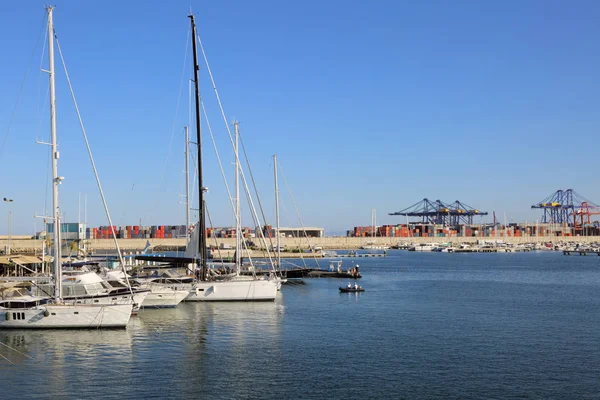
[2,236,600,253]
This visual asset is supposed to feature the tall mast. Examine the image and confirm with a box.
[273,154,280,269]
[48,6,62,300]
[184,126,190,242]
[372,208,376,240]
[189,14,207,280]
[234,121,241,273]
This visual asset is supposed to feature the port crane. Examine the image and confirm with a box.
[572,202,600,232]
[389,198,487,225]
[532,189,599,225]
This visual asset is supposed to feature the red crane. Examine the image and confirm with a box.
[573,202,600,230]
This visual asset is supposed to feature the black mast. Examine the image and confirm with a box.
[189,14,208,281]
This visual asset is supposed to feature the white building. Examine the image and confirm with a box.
[274,227,324,238]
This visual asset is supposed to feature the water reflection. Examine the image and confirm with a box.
[0,298,286,399]
[0,328,134,398]
[0,328,133,366]
[339,291,363,302]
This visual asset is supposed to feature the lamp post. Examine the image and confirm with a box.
[3,198,13,255]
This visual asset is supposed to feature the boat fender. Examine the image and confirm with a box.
[43,310,50,317]
[5,313,11,321]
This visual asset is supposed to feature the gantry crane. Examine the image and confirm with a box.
[572,201,600,232]
[532,189,599,225]
[389,198,487,225]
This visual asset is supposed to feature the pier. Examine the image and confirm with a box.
[334,252,387,258]
[563,250,600,256]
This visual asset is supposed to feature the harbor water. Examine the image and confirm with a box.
[1,251,599,399]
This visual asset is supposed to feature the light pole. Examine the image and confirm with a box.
[3,198,13,255]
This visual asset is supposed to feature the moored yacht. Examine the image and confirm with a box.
[182,16,278,302]
[0,284,133,329]
[185,278,278,302]
[31,271,148,309]
[106,271,189,309]
[409,243,437,252]
[0,7,133,329]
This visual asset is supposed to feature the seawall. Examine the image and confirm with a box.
[2,235,600,253]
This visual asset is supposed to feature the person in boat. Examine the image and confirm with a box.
[354,282,359,289]
[347,282,351,289]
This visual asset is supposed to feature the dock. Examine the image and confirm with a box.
[334,252,387,258]
[563,250,600,256]
[306,270,362,279]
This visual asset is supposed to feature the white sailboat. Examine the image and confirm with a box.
[0,7,133,328]
[104,271,188,308]
[32,270,149,308]
[360,209,390,250]
[184,15,277,301]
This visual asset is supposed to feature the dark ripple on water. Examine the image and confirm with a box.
[1,251,599,399]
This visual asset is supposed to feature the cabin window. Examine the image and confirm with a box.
[94,300,99,303]
[21,313,24,320]
[74,312,79,315]
[51,313,56,316]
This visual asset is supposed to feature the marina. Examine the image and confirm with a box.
[0,3,598,399]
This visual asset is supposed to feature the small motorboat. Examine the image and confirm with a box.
[339,286,365,293]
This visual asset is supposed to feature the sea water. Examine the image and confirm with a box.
[1,251,599,399]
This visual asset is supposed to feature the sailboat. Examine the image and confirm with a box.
[184,14,277,301]
[0,7,133,328]
[360,209,389,250]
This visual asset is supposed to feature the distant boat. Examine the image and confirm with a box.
[360,243,390,250]
[360,210,390,250]
[409,243,436,252]
[339,286,365,293]
[306,261,361,279]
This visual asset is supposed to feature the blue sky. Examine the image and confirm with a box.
[1,1,599,235]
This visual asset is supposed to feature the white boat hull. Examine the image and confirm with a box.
[141,289,189,308]
[410,246,435,252]
[185,279,277,302]
[0,303,133,329]
[62,291,148,309]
